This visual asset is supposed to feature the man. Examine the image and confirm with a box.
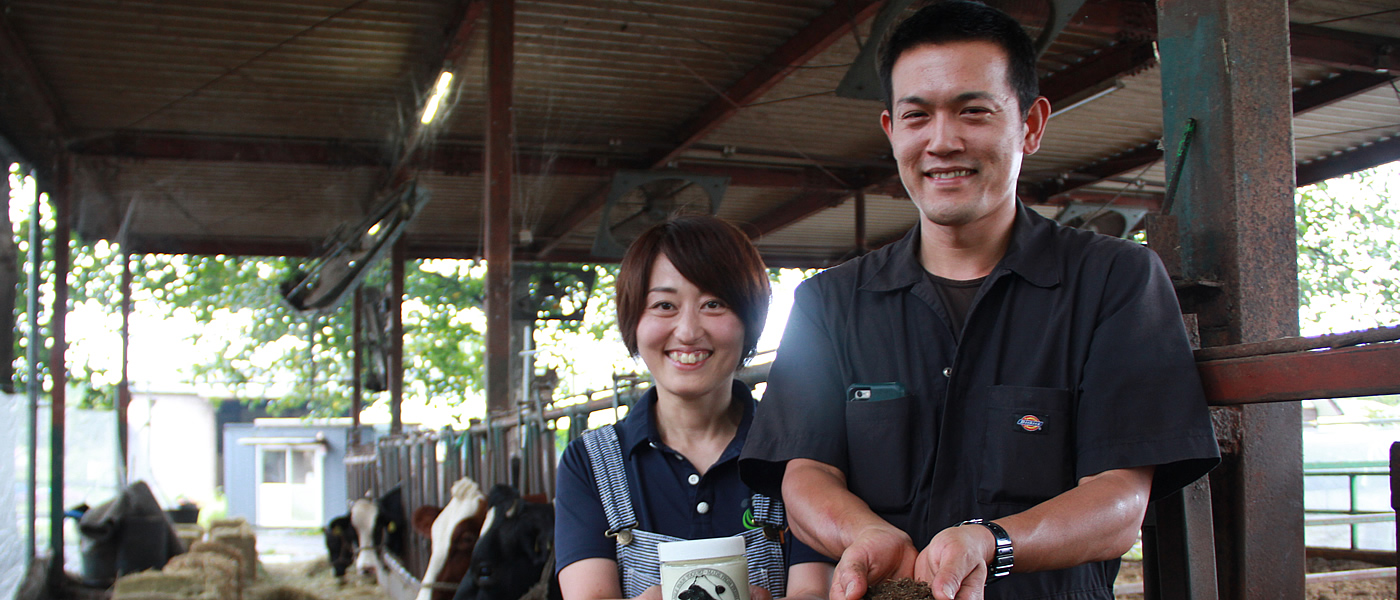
[738,2,1220,599]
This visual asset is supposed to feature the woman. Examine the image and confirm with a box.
[554,216,832,600]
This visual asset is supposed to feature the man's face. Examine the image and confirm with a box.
[881,41,1048,229]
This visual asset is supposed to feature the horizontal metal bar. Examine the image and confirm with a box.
[1199,341,1400,405]
[1114,566,1396,596]
[1305,513,1395,526]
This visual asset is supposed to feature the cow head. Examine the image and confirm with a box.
[351,485,407,577]
[452,485,556,600]
[413,478,488,600]
[325,514,358,578]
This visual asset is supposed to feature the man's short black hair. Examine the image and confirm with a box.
[877,0,1039,116]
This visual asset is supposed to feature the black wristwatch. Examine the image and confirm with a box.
[959,518,1014,584]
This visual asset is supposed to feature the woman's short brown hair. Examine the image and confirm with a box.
[616,215,771,360]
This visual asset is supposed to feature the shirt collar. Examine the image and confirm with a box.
[860,200,1061,292]
[616,380,757,458]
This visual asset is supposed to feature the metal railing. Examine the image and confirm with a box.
[1304,460,1396,551]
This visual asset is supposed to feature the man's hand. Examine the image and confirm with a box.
[915,524,993,600]
[830,524,918,600]
[748,585,773,600]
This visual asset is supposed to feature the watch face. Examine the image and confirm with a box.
[671,568,741,600]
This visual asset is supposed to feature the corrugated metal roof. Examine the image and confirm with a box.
[1,0,1395,265]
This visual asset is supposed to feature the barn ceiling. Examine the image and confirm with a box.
[1,0,1397,267]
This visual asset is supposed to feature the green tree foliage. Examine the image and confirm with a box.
[11,163,619,419]
[1295,162,1400,335]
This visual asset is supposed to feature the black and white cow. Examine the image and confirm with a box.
[324,485,408,579]
[452,485,559,600]
[325,513,358,578]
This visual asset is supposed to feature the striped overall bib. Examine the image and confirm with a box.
[581,425,789,599]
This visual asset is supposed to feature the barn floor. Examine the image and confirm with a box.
[250,557,390,600]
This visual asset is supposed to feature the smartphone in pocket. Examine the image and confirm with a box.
[847,382,906,402]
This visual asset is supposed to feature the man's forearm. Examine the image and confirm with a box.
[997,465,1154,572]
[782,458,897,559]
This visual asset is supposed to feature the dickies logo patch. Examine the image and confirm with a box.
[1016,414,1044,432]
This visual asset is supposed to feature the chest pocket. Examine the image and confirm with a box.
[976,385,1074,507]
[844,394,930,513]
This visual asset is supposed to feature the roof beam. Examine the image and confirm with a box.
[0,16,68,168]
[1289,23,1400,73]
[648,0,885,169]
[389,0,486,184]
[530,0,886,259]
[1039,40,1156,107]
[71,132,887,192]
[745,189,854,238]
[71,134,387,166]
[1296,136,1400,187]
[1027,70,1397,200]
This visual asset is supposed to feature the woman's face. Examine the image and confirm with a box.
[635,254,746,402]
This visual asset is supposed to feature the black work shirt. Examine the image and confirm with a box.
[740,202,1219,599]
[555,380,830,575]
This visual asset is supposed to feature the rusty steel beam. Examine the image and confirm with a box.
[649,0,885,169]
[484,0,514,417]
[71,133,386,167]
[0,16,68,168]
[1159,3,1302,600]
[390,239,405,434]
[745,189,852,238]
[1297,136,1400,188]
[1290,23,1400,73]
[48,155,73,584]
[1198,342,1400,405]
[1030,69,1395,201]
[1039,40,1156,108]
[389,0,486,185]
[541,0,886,256]
[1293,71,1396,114]
[351,288,363,446]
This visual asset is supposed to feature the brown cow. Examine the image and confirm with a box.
[412,477,488,600]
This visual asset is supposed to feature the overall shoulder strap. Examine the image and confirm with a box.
[580,426,639,536]
[750,493,786,529]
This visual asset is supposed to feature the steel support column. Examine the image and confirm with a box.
[391,239,405,435]
[1391,442,1398,600]
[484,0,515,416]
[118,253,131,486]
[48,155,72,581]
[25,167,41,564]
[351,288,363,446]
[1158,1,1302,598]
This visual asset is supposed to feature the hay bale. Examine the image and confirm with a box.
[245,585,325,600]
[110,592,187,600]
[113,571,205,599]
[208,518,247,530]
[209,525,257,581]
[189,541,244,577]
[175,525,205,551]
[165,552,240,600]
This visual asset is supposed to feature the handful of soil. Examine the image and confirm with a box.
[864,578,932,600]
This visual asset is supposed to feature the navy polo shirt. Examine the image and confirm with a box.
[555,380,831,575]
